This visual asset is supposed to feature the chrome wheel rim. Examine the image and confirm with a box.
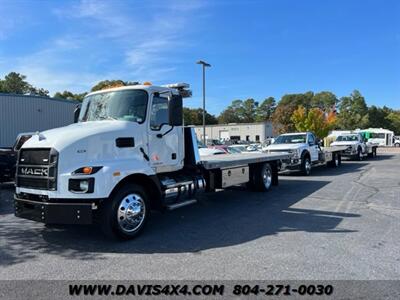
[263,167,272,189]
[117,193,146,233]
[335,156,339,166]
[305,159,311,173]
[359,151,362,160]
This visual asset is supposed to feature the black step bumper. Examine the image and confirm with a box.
[14,195,97,225]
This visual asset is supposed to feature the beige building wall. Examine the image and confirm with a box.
[193,122,274,142]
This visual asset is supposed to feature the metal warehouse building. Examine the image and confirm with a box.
[193,121,275,143]
[0,94,78,147]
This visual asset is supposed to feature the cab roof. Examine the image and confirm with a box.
[280,132,310,136]
[86,84,176,97]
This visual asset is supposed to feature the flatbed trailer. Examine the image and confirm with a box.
[199,152,289,190]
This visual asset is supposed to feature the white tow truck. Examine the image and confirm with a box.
[265,132,347,175]
[14,83,288,239]
[330,132,378,160]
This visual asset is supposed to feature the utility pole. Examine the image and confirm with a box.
[196,60,211,145]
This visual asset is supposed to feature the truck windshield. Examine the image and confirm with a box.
[274,134,306,144]
[79,90,148,123]
[336,135,358,141]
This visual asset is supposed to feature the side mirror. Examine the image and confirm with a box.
[168,95,183,126]
[73,106,81,123]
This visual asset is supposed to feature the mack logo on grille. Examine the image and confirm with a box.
[20,167,48,177]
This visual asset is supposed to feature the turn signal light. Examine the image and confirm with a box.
[72,166,103,175]
[82,167,92,174]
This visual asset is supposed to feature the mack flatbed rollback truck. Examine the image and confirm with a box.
[14,83,288,239]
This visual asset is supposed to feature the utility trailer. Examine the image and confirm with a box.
[14,83,288,240]
[266,132,347,175]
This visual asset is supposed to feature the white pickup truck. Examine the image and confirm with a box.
[394,137,400,147]
[330,133,378,160]
[265,132,346,175]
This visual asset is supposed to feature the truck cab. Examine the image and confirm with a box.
[265,132,319,175]
[14,83,287,239]
[0,133,33,183]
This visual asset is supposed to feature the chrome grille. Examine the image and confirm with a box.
[16,148,58,190]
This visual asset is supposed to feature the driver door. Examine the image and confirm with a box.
[308,133,319,162]
[147,93,183,173]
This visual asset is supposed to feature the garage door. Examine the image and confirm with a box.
[219,130,229,140]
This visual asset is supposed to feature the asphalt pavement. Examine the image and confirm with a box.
[0,153,399,280]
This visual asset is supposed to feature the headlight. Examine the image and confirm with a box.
[289,149,300,159]
[69,178,94,193]
[79,180,89,192]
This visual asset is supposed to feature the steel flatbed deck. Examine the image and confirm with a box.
[320,146,348,153]
[199,152,289,170]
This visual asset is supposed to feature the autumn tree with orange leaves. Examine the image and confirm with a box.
[291,106,337,138]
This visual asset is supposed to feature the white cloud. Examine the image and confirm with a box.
[1,0,207,94]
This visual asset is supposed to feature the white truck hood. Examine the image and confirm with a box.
[265,143,306,151]
[22,121,137,151]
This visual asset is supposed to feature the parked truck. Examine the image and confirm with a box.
[0,133,33,183]
[14,83,288,239]
[330,133,378,160]
[265,132,347,175]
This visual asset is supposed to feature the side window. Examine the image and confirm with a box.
[150,96,169,130]
[308,134,315,145]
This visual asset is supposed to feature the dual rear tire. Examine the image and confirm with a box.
[248,163,273,192]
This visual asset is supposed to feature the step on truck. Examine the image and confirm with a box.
[330,132,378,160]
[265,132,347,175]
[14,83,289,240]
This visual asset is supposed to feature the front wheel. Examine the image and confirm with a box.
[301,156,311,175]
[100,184,149,240]
[357,148,363,161]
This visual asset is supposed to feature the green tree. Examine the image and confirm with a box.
[311,91,338,111]
[0,72,32,94]
[279,91,314,109]
[54,90,87,101]
[217,98,258,123]
[337,90,369,129]
[0,72,49,96]
[271,103,297,134]
[90,80,139,92]
[255,97,276,121]
[183,107,218,125]
[386,111,400,134]
[291,105,337,138]
[367,105,392,129]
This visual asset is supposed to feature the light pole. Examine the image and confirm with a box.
[196,60,211,146]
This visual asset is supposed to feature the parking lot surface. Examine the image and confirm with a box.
[0,153,399,280]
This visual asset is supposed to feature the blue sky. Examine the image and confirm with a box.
[0,0,399,114]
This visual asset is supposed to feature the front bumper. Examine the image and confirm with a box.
[280,157,301,170]
[14,193,103,225]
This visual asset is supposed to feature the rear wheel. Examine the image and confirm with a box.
[301,156,311,175]
[252,163,273,192]
[372,147,377,158]
[100,184,149,240]
[329,152,341,167]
